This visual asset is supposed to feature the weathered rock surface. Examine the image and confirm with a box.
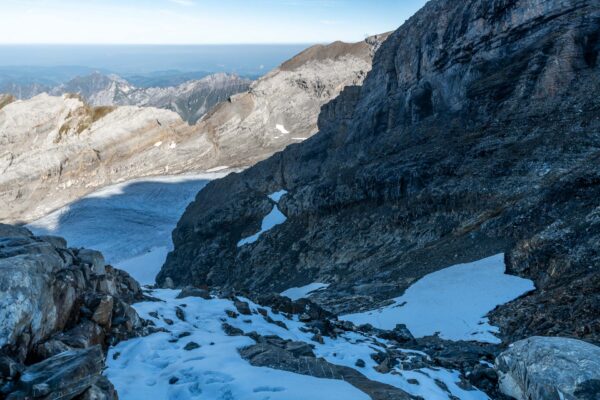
[5,346,105,400]
[1,36,385,224]
[240,334,414,400]
[495,336,600,400]
[161,0,600,347]
[0,224,147,399]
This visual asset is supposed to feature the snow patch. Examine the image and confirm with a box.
[281,283,329,300]
[206,165,230,173]
[106,289,490,400]
[341,254,534,343]
[237,190,288,247]
[105,289,370,400]
[275,124,289,134]
[292,137,307,141]
[118,247,169,285]
[154,141,163,147]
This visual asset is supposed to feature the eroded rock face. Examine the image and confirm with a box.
[0,224,146,399]
[495,336,600,400]
[0,35,385,225]
[161,0,600,344]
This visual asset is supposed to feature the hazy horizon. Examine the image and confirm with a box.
[0,0,428,45]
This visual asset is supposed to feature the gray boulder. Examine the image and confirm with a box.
[495,336,600,400]
[7,346,104,400]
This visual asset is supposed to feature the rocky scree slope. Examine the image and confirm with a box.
[0,224,149,399]
[0,36,385,224]
[160,0,600,346]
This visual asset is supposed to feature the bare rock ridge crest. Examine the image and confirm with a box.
[0,35,386,223]
[160,0,600,347]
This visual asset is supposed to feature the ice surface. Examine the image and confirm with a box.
[106,289,490,400]
[281,282,329,300]
[341,254,535,343]
[28,173,227,284]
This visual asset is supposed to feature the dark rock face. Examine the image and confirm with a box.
[160,0,600,344]
[0,224,147,399]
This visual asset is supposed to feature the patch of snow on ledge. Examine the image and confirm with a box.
[275,124,289,134]
[238,190,288,247]
[206,165,230,173]
[281,282,330,301]
[341,254,535,343]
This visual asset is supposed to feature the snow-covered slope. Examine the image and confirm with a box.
[341,255,535,343]
[107,289,490,400]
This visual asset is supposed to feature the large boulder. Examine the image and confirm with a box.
[6,346,104,400]
[495,336,600,400]
[0,224,147,399]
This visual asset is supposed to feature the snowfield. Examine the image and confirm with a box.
[106,289,490,400]
[341,254,535,343]
[27,173,228,284]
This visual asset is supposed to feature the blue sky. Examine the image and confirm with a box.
[0,0,428,44]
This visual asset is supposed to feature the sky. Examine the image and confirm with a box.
[0,0,429,44]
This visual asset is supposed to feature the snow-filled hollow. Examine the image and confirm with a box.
[237,190,288,247]
[341,254,535,343]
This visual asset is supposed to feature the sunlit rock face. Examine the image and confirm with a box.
[162,0,600,345]
[0,35,384,224]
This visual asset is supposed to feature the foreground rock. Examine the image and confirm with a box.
[495,336,600,400]
[160,0,600,346]
[0,224,147,398]
[240,335,413,400]
[1,35,385,224]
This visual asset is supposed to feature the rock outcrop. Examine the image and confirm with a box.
[160,0,600,347]
[0,224,147,399]
[495,336,600,400]
[1,36,385,224]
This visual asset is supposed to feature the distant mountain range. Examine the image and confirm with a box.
[1,72,251,124]
[0,35,386,223]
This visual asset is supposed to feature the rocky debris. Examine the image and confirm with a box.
[183,342,201,351]
[2,35,385,225]
[161,0,600,347]
[4,346,104,400]
[176,286,211,300]
[0,224,148,399]
[377,324,414,344]
[233,299,252,316]
[239,333,414,400]
[495,336,600,400]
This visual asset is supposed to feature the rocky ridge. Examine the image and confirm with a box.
[160,0,600,349]
[0,35,386,224]
[49,72,251,124]
[0,224,149,399]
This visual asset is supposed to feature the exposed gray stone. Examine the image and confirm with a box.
[495,336,600,400]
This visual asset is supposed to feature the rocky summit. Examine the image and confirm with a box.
[160,0,600,349]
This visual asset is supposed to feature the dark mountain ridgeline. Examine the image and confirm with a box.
[159,0,600,345]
